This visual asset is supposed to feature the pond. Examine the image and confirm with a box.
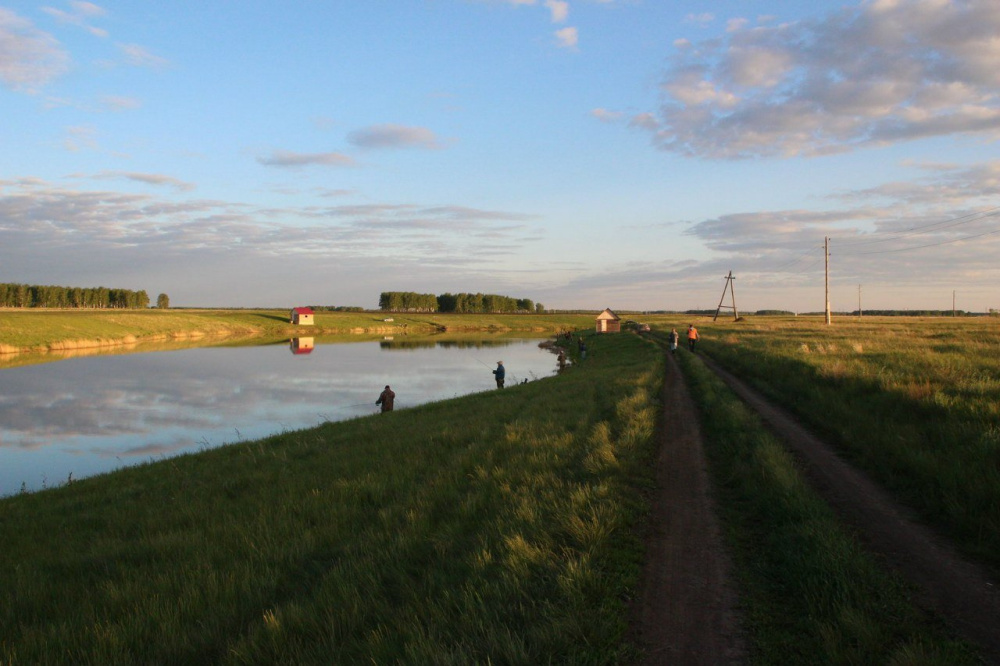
[0,336,561,496]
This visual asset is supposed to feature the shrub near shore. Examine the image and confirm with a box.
[0,331,660,664]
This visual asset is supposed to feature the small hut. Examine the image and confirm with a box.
[595,308,621,333]
[290,307,315,325]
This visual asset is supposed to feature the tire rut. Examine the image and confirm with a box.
[701,355,1000,662]
[632,349,745,665]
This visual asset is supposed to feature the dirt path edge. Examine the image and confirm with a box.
[631,350,745,665]
[701,356,1000,662]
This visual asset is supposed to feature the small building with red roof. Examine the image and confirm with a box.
[290,307,315,325]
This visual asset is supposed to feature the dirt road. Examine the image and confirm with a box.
[632,344,1000,664]
[631,351,745,665]
[703,356,1000,662]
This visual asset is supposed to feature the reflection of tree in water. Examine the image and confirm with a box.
[379,339,520,350]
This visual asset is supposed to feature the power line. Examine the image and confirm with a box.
[857,225,1000,255]
[837,206,1000,248]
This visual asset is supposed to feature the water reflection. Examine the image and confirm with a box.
[0,337,557,496]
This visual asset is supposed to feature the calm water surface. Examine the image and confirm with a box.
[0,337,559,496]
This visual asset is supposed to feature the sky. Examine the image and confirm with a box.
[2,0,999,313]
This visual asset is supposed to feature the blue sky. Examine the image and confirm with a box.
[2,0,999,312]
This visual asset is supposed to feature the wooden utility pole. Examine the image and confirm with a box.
[953,290,956,317]
[858,284,862,318]
[825,237,831,325]
[713,271,739,321]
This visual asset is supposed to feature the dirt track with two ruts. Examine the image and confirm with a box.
[630,340,1000,664]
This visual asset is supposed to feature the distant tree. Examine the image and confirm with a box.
[157,293,170,309]
[535,303,545,314]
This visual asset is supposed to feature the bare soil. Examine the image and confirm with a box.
[631,350,745,665]
[632,347,1000,664]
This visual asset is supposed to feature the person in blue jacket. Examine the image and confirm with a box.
[492,361,505,388]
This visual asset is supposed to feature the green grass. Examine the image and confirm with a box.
[679,315,1000,574]
[0,309,598,354]
[0,330,660,664]
[671,336,980,664]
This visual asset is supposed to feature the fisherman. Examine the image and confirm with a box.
[375,385,395,412]
[492,361,505,389]
[557,349,566,368]
[687,324,699,352]
[578,337,587,360]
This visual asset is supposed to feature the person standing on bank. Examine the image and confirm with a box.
[687,324,699,352]
[376,385,395,412]
[668,328,679,355]
[493,361,505,389]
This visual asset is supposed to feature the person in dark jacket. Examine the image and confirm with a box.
[376,385,395,412]
[492,361,505,388]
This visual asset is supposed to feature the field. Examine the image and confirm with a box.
[1,313,997,662]
[669,335,979,663]
[688,315,1000,573]
[0,309,599,355]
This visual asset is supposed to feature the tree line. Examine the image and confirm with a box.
[0,283,165,309]
[378,291,544,313]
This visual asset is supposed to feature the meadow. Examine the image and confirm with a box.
[3,312,995,662]
[0,309,599,355]
[0,330,660,664]
[689,315,1000,574]
[666,335,979,663]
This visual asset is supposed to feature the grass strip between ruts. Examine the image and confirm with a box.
[673,341,980,664]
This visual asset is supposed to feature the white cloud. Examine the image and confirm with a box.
[640,0,1000,158]
[257,150,356,167]
[63,125,98,152]
[42,2,108,38]
[590,108,623,122]
[100,95,141,111]
[117,43,169,68]
[685,13,714,24]
[0,179,542,306]
[347,124,444,150]
[84,171,196,192]
[544,0,569,23]
[0,8,70,92]
[554,26,577,49]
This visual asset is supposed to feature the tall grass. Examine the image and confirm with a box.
[673,340,979,664]
[0,331,659,664]
[689,316,1000,573]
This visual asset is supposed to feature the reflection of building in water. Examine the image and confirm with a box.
[290,307,315,325]
[290,337,314,355]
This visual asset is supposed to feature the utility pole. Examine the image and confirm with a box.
[858,284,862,318]
[713,271,739,321]
[953,290,956,317]
[825,237,831,325]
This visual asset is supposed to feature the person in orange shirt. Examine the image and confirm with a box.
[687,324,699,352]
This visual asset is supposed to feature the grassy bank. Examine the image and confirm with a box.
[671,338,979,664]
[685,316,1000,574]
[0,331,660,664]
[0,309,597,355]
